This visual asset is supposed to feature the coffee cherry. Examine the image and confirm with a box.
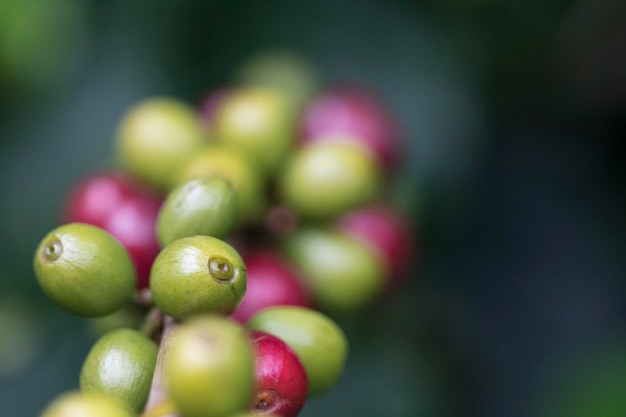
[150,236,247,320]
[281,227,385,312]
[235,49,320,110]
[164,315,255,417]
[156,176,237,246]
[80,328,158,412]
[33,223,136,317]
[115,97,204,191]
[248,306,348,397]
[300,85,401,170]
[279,141,381,219]
[40,391,135,417]
[63,170,162,288]
[176,145,266,225]
[214,87,294,173]
[336,202,415,285]
[248,330,308,417]
[231,249,311,324]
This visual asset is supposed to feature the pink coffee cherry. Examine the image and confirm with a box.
[248,330,308,417]
[300,84,402,170]
[336,202,415,285]
[63,170,163,289]
[231,249,312,324]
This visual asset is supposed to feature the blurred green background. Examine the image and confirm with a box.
[1,0,625,416]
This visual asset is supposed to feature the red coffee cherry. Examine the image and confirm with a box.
[63,170,162,288]
[231,249,312,324]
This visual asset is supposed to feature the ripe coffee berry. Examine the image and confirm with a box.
[248,330,308,417]
[63,170,162,288]
[300,85,402,170]
[336,202,415,285]
[231,249,312,324]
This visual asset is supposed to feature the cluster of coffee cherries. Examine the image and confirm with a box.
[33,52,415,417]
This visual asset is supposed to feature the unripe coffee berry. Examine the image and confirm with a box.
[282,227,385,312]
[33,223,136,317]
[150,235,247,320]
[115,97,204,191]
[176,145,266,225]
[40,391,135,417]
[279,141,381,219]
[164,315,255,417]
[248,306,348,397]
[63,170,162,289]
[80,328,158,412]
[214,87,294,173]
[156,175,237,246]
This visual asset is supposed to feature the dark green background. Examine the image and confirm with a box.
[1,1,625,416]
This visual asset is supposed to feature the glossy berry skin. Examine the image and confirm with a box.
[63,170,162,288]
[231,249,311,324]
[39,391,136,417]
[164,315,255,417]
[248,306,348,397]
[281,227,385,313]
[156,175,237,246]
[279,141,381,219]
[33,223,136,317]
[80,329,158,412]
[336,203,415,285]
[247,331,308,417]
[300,85,401,170]
[150,236,247,320]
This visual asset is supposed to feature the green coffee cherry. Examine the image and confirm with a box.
[176,145,266,224]
[157,175,237,246]
[115,97,204,191]
[247,306,348,397]
[279,140,381,219]
[164,315,255,417]
[214,87,294,173]
[236,49,320,110]
[281,227,385,312]
[150,236,247,320]
[80,328,158,412]
[33,223,135,317]
[40,391,136,417]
